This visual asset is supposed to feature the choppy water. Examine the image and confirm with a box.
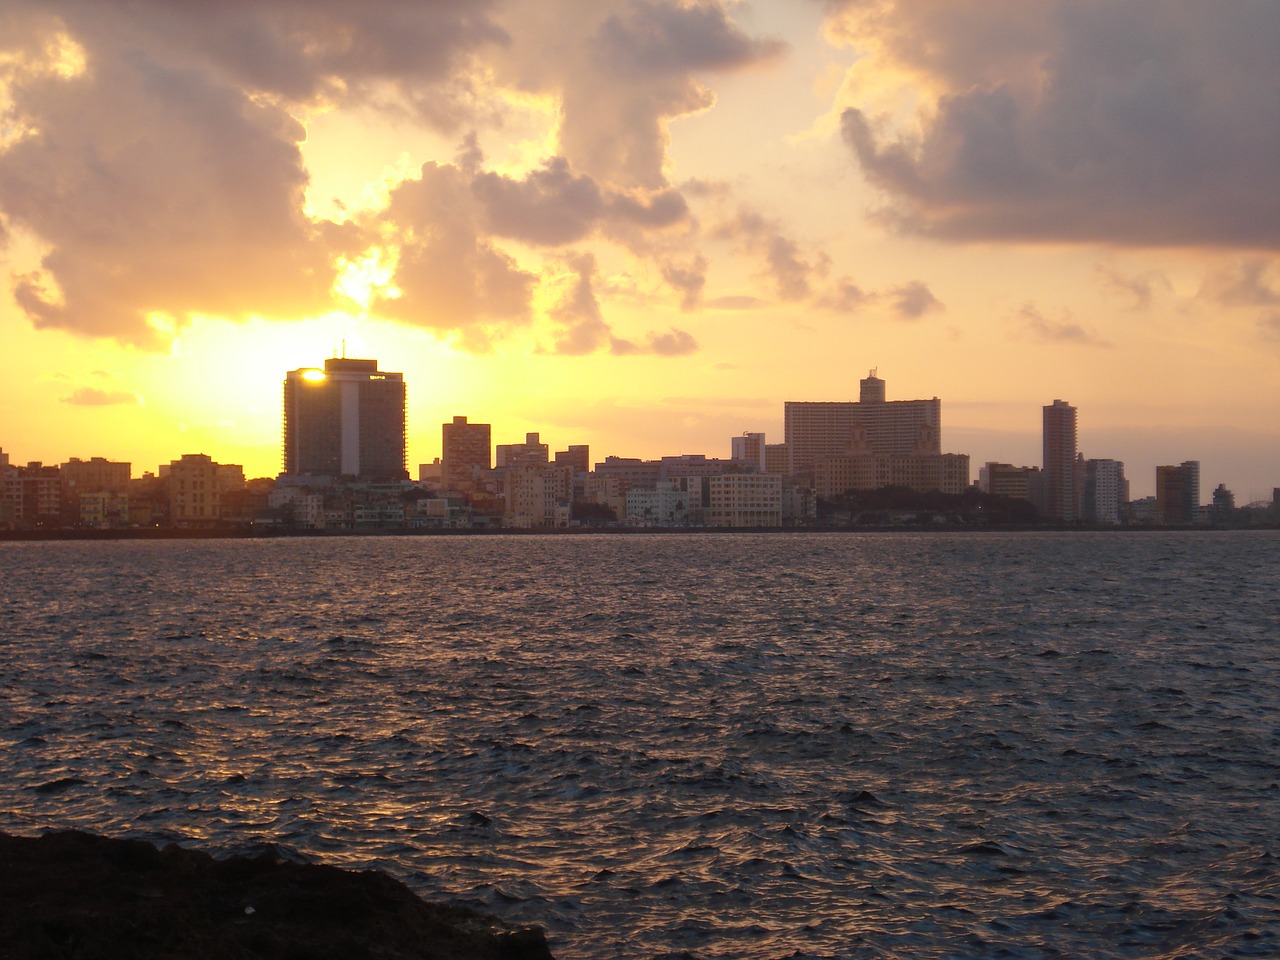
[2,532,1278,959]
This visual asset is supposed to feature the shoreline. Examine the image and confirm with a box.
[0,830,555,960]
[1,523,1275,542]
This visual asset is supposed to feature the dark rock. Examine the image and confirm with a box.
[0,830,555,960]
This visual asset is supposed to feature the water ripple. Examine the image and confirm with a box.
[2,531,1278,959]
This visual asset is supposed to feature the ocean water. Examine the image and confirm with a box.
[1,531,1278,959]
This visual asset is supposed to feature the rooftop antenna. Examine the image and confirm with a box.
[870,367,878,378]
[342,338,347,359]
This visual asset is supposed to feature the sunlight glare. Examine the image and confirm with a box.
[333,247,401,311]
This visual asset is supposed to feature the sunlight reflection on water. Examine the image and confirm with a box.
[2,531,1279,959]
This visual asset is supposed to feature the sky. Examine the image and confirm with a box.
[1,0,1278,502]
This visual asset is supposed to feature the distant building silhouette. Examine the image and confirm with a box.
[1082,458,1128,524]
[785,372,966,496]
[1042,399,1078,521]
[282,358,406,480]
[731,432,767,472]
[785,372,942,475]
[1156,461,1200,524]
[441,416,491,494]
[495,432,548,468]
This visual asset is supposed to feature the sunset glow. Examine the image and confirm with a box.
[2,1,1278,499]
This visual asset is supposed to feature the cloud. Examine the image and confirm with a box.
[1096,262,1173,310]
[705,295,766,311]
[714,209,824,301]
[1012,303,1110,347]
[0,3,517,345]
[1260,313,1280,344]
[659,256,707,310]
[546,252,638,356]
[1200,258,1280,307]
[545,253,698,357]
[526,1,785,189]
[0,2,780,352]
[472,155,691,246]
[473,158,606,246]
[832,1,1280,248]
[371,161,536,345]
[888,280,942,320]
[0,24,334,343]
[816,277,874,313]
[61,387,139,406]
[646,328,698,356]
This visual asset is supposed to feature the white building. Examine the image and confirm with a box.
[730,432,767,472]
[707,474,783,527]
[1083,458,1127,524]
[504,462,573,527]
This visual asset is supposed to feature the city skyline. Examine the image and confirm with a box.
[2,3,1279,501]
[1,363,1263,509]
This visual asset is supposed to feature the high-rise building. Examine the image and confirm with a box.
[785,372,942,475]
[731,432,767,472]
[1082,458,1127,525]
[441,416,491,493]
[283,358,406,479]
[1042,399,1078,521]
[1156,461,1200,525]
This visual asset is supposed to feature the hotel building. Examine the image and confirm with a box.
[283,358,407,480]
[784,372,942,476]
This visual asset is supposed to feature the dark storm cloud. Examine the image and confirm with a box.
[833,1,1280,248]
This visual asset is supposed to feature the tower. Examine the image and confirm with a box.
[1042,399,1078,521]
[282,358,406,479]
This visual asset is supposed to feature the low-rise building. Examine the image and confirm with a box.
[504,461,573,528]
[816,452,970,498]
[707,474,783,527]
[165,454,245,525]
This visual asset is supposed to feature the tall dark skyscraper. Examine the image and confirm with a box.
[282,358,406,479]
[1042,398,1078,521]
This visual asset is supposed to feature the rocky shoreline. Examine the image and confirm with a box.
[0,831,555,959]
